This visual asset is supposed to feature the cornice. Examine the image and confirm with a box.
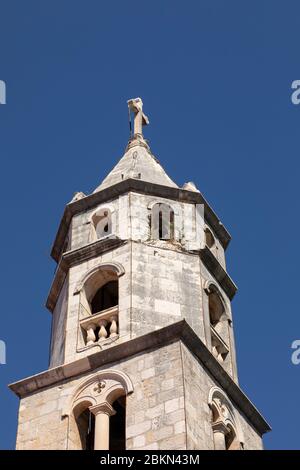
[8,320,271,436]
[199,246,237,300]
[51,179,231,263]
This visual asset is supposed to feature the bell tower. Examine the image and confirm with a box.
[10,98,270,450]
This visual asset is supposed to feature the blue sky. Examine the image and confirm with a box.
[0,0,299,450]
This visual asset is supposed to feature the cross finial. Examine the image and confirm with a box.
[127,97,149,136]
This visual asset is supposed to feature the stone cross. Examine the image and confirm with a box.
[127,97,149,136]
[93,381,106,394]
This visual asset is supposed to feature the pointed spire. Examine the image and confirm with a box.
[93,98,178,192]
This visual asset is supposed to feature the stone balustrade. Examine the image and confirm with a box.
[80,306,119,346]
[210,325,229,363]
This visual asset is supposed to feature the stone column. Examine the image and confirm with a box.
[89,402,116,450]
[212,421,228,450]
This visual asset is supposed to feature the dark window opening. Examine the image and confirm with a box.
[209,292,224,326]
[158,207,174,240]
[170,210,174,240]
[159,211,163,239]
[225,427,237,450]
[109,397,126,450]
[205,228,215,249]
[91,280,118,314]
[77,408,95,450]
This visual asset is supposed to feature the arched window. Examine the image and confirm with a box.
[73,398,126,451]
[91,208,112,240]
[151,203,175,240]
[74,263,124,348]
[208,387,243,451]
[66,371,133,450]
[205,283,229,364]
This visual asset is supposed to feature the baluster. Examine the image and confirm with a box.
[109,315,118,337]
[86,324,96,346]
[98,320,108,341]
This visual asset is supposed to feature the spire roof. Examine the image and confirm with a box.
[93,98,178,192]
[94,141,178,192]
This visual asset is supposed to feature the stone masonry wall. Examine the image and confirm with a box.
[15,339,263,450]
[49,189,235,374]
[181,343,263,450]
[49,276,68,368]
[67,192,226,269]
[50,237,237,381]
[16,341,186,450]
[131,242,205,343]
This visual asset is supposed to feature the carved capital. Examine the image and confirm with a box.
[89,401,116,417]
[212,420,228,435]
